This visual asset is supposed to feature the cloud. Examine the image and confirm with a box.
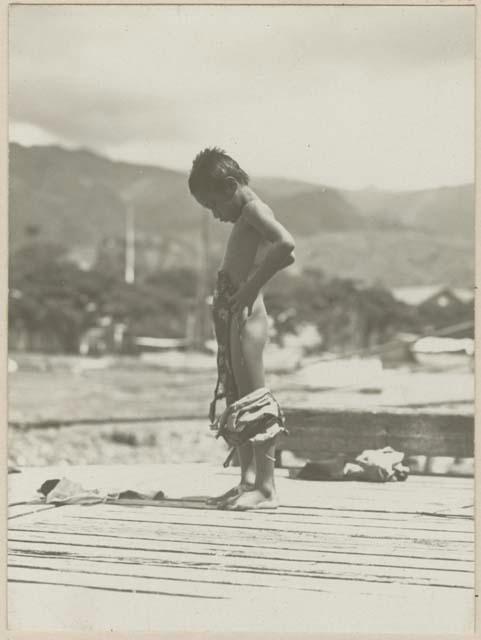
[9,121,76,148]
[8,5,475,189]
[10,81,188,146]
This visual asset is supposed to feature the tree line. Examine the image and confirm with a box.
[8,240,471,354]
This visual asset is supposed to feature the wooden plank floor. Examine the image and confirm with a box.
[8,464,475,634]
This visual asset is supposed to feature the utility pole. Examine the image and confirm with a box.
[192,213,211,349]
[120,177,150,285]
[125,203,135,284]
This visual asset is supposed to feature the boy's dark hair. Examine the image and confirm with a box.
[188,147,249,195]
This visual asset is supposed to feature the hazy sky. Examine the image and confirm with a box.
[9,5,474,190]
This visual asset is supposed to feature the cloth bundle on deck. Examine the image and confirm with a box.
[297,447,410,482]
[344,447,410,481]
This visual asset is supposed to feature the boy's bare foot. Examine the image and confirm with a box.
[206,482,255,506]
[221,488,279,511]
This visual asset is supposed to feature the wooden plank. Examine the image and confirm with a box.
[58,503,474,537]
[10,498,475,529]
[10,520,472,569]
[109,501,474,529]
[10,520,473,562]
[433,506,474,518]
[8,552,473,593]
[101,481,477,506]
[15,499,474,545]
[9,565,227,600]
[275,496,474,513]
[8,537,474,588]
[276,478,472,507]
[11,565,467,608]
[8,503,59,520]
[15,495,471,522]
[55,524,468,560]
[9,528,473,572]
[58,507,473,543]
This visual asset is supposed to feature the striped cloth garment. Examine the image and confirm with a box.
[211,387,288,464]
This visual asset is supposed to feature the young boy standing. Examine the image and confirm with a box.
[188,148,295,510]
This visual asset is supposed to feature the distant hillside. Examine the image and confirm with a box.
[8,143,474,286]
[342,183,474,236]
[9,143,199,246]
[259,185,365,235]
[297,230,473,288]
[9,143,363,246]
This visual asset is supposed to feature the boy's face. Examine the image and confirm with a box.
[194,181,239,223]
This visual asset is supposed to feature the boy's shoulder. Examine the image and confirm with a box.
[241,197,274,221]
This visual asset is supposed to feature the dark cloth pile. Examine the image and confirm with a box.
[297,447,410,482]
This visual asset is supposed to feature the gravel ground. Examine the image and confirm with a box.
[8,420,228,467]
[8,352,473,468]
[7,353,222,467]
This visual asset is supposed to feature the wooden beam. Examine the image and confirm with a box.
[280,407,474,460]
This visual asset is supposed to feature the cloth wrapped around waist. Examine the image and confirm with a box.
[211,386,287,450]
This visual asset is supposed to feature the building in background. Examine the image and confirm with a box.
[391,285,474,313]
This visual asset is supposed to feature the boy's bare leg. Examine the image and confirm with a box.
[206,442,255,505]
[232,302,268,394]
[207,306,266,505]
[220,303,279,509]
[225,436,279,510]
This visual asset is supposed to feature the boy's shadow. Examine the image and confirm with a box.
[111,494,219,510]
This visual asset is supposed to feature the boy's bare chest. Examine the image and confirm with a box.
[226,220,257,252]
[221,220,264,279]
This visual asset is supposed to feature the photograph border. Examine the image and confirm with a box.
[1,1,478,638]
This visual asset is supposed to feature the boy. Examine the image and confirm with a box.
[188,148,295,511]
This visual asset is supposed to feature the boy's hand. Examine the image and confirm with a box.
[228,281,258,318]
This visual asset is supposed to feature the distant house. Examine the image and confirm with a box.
[391,285,474,342]
[79,318,130,356]
[391,285,473,311]
[453,288,475,304]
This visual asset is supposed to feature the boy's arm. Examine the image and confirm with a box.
[244,201,295,292]
[229,200,295,315]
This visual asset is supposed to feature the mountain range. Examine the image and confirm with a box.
[8,143,474,286]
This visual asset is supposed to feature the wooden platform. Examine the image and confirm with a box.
[8,463,475,634]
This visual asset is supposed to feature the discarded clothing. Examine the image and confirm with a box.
[116,489,165,500]
[38,478,62,496]
[37,477,166,506]
[345,447,410,482]
[297,447,410,482]
[209,269,239,425]
[212,387,287,466]
[38,477,106,505]
[8,465,21,474]
[296,457,347,481]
